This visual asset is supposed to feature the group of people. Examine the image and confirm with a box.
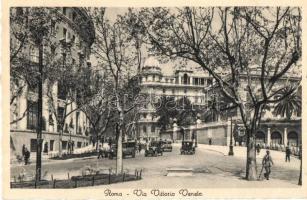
[21,144,30,165]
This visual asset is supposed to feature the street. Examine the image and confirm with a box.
[11,144,301,188]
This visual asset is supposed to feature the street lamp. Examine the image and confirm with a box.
[69,126,73,155]
[228,111,234,156]
[195,113,201,148]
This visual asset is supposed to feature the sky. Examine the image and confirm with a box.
[101,8,205,76]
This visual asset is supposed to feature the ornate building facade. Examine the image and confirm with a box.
[138,57,301,151]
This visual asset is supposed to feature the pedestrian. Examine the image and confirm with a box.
[209,138,212,145]
[285,146,291,162]
[97,145,103,159]
[24,147,30,165]
[22,144,26,158]
[256,144,261,155]
[262,150,274,180]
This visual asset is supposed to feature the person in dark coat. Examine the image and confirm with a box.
[256,144,261,155]
[262,150,274,180]
[285,146,291,162]
[24,147,30,165]
[22,144,26,158]
[97,145,103,159]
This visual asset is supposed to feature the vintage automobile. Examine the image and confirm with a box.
[108,141,136,159]
[145,141,163,157]
[161,140,173,152]
[180,141,196,155]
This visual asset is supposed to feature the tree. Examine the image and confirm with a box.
[136,7,301,180]
[155,96,201,131]
[273,85,301,119]
[91,8,143,174]
[10,8,60,125]
[80,71,115,149]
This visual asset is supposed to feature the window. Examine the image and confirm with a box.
[77,142,82,148]
[62,141,68,150]
[50,140,54,151]
[163,89,166,94]
[30,139,37,152]
[72,12,77,21]
[16,8,24,16]
[63,28,67,41]
[63,7,67,15]
[151,125,155,132]
[143,113,147,119]
[183,74,189,84]
[200,78,205,85]
[143,126,147,133]
[153,75,155,81]
[193,78,199,85]
[27,100,38,130]
[172,89,175,94]
[58,81,67,100]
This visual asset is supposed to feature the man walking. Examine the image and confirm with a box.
[285,146,291,162]
[24,147,30,165]
[97,145,103,159]
[262,150,274,180]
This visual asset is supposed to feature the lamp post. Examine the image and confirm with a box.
[69,127,73,154]
[228,114,234,156]
[196,114,201,148]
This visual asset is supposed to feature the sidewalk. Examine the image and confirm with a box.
[197,144,300,170]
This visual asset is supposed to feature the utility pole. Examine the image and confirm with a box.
[36,42,43,182]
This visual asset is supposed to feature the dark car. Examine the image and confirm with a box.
[180,141,195,155]
[145,141,163,157]
[108,142,136,159]
[161,140,173,152]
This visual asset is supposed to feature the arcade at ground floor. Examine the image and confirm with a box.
[160,119,301,152]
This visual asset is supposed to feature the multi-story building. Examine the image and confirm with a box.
[10,7,95,159]
[138,57,301,151]
[137,57,213,141]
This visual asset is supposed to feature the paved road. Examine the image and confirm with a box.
[11,144,301,187]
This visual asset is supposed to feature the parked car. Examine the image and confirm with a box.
[180,141,195,155]
[161,140,173,152]
[108,141,136,159]
[145,141,163,157]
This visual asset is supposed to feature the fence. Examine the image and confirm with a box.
[11,168,143,189]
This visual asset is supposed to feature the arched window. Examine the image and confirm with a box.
[271,131,282,145]
[288,132,298,147]
[183,74,189,84]
[255,131,266,144]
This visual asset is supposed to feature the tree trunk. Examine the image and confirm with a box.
[96,132,99,150]
[116,111,124,175]
[58,129,63,158]
[245,129,257,180]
